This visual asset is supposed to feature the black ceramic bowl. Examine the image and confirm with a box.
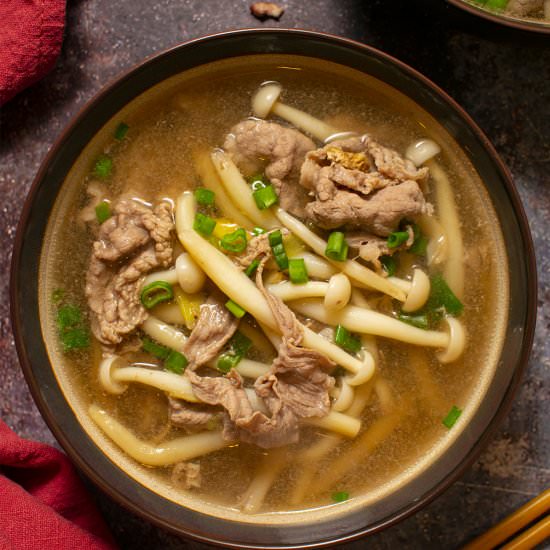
[11,29,536,548]
[448,0,550,33]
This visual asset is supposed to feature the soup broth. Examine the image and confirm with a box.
[39,55,508,522]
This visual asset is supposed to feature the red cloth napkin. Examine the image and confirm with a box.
[0,419,117,550]
[0,0,66,106]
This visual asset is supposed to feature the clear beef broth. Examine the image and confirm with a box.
[40,55,507,517]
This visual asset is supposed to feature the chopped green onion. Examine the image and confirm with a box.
[398,312,429,329]
[253,185,279,210]
[142,337,170,360]
[325,232,348,262]
[485,0,508,8]
[230,331,252,356]
[380,255,397,277]
[269,230,288,270]
[95,201,111,224]
[164,350,188,374]
[409,224,428,255]
[225,299,246,318]
[387,231,409,249]
[193,213,217,236]
[334,324,361,354]
[93,155,113,179]
[61,328,89,351]
[288,258,309,284]
[427,274,463,316]
[114,122,129,140]
[331,491,349,502]
[248,174,269,190]
[220,228,247,253]
[57,305,82,331]
[244,258,260,277]
[442,405,462,429]
[252,226,266,236]
[140,281,174,309]
[52,289,65,304]
[217,353,242,373]
[194,187,215,206]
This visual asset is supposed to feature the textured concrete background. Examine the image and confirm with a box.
[0,0,548,548]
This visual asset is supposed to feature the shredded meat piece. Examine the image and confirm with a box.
[85,199,173,345]
[184,295,239,365]
[169,397,220,433]
[250,2,285,20]
[506,0,543,14]
[346,225,414,270]
[172,462,202,490]
[224,119,315,217]
[182,262,334,449]
[300,135,431,234]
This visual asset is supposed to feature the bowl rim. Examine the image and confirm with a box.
[10,28,538,548]
[447,0,550,34]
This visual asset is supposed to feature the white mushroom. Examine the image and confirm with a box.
[401,269,431,313]
[405,138,441,167]
[437,317,466,364]
[252,81,340,142]
[324,273,352,311]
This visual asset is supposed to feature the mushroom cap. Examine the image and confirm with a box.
[252,82,282,118]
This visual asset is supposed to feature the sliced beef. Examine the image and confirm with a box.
[169,397,220,433]
[184,295,239,365]
[85,199,173,345]
[172,461,201,490]
[506,0,543,15]
[224,119,315,217]
[182,263,334,449]
[300,135,431,234]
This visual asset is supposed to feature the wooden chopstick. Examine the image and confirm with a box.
[463,488,550,550]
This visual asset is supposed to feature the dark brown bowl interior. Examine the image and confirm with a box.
[10,29,537,548]
[447,0,550,33]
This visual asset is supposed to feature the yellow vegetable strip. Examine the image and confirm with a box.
[210,150,278,229]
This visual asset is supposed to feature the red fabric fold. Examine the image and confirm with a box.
[0,420,117,550]
[0,0,66,106]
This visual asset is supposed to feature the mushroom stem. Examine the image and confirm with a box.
[271,102,338,142]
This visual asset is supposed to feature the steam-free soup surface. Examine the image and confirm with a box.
[40,55,507,520]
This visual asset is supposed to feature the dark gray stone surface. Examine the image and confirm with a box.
[0,0,548,548]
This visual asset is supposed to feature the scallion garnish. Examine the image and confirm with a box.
[269,230,289,270]
[216,331,252,373]
[427,274,463,316]
[140,281,174,309]
[244,258,261,277]
[193,213,217,236]
[325,232,348,262]
[380,255,397,277]
[114,122,129,140]
[56,303,89,352]
[225,299,246,318]
[194,187,215,206]
[95,201,111,224]
[93,155,113,179]
[217,353,242,373]
[398,312,430,329]
[248,174,269,190]
[387,230,409,249]
[288,258,309,284]
[164,350,188,374]
[442,405,462,429]
[334,324,361,354]
[252,227,266,236]
[220,228,247,253]
[253,185,278,210]
[142,337,171,360]
[331,491,349,502]
[409,224,428,255]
